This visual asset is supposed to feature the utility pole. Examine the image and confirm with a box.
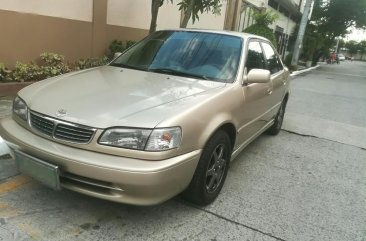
[335,39,340,53]
[291,0,313,67]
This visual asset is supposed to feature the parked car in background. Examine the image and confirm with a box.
[337,53,346,61]
[0,29,290,206]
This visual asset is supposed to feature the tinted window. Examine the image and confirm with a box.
[261,42,283,74]
[246,41,266,72]
[111,31,242,83]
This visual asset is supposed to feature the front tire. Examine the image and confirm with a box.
[182,130,231,206]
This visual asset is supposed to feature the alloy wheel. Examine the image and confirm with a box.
[205,144,228,193]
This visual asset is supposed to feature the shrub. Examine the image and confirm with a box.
[125,40,136,49]
[283,53,297,71]
[11,62,44,82]
[243,11,278,46]
[284,53,293,67]
[76,56,109,70]
[244,25,277,46]
[0,63,11,82]
[1,40,138,82]
[40,53,71,78]
[108,40,137,59]
[109,40,125,58]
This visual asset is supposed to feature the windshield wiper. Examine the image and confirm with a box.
[110,63,146,71]
[148,68,210,80]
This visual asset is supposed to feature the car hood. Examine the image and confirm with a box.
[19,66,226,128]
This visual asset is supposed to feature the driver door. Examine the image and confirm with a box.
[235,40,273,149]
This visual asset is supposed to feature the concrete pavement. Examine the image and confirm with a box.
[0,96,12,119]
[0,61,366,241]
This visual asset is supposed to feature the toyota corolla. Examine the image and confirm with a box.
[0,29,290,205]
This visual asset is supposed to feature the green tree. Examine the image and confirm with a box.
[358,40,366,59]
[309,0,366,62]
[243,11,278,46]
[149,0,221,33]
[178,0,222,28]
[312,0,366,39]
[346,40,359,57]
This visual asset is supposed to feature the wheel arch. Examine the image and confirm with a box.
[199,120,237,153]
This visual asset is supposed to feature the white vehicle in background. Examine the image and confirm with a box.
[337,54,346,61]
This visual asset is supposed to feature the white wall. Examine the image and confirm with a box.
[157,3,182,30]
[246,0,266,8]
[268,6,296,35]
[0,0,93,22]
[107,0,181,29]
[107,0,227,31]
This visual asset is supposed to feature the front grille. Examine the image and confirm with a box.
[55,124,94,143]
[30,111,95,144]
[30,112,55,136]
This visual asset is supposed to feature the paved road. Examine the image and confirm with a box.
[0,61,365,241]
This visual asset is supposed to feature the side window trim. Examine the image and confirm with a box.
[260,41,284,75]
[245,38,268,73]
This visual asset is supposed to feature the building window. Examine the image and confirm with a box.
[274,26,288,58]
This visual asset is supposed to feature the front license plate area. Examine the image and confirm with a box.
[14,150,61,190]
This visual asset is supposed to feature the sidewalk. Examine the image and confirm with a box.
[290,64,322,77]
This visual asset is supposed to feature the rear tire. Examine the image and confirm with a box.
[182,130,231,206]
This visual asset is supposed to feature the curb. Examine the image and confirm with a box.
[290,65,321,77]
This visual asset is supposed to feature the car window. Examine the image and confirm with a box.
[261,42,283,74]
[246,41,267,72]
[111,31,243,83]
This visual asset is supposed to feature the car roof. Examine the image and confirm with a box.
[159,28,270,42]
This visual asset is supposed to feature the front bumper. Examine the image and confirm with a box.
[0,117,201,205]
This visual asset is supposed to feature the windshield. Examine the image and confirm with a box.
[110,31,243,83]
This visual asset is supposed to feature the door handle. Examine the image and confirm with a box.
[266,88,273,95]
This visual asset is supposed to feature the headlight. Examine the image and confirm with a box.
[13,96,28,121]
[99,127,181,151]
[145,127,181,151]
[99,128,152,150]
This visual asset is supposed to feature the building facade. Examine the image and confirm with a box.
[234,0,304,57]
[0,0,304,66]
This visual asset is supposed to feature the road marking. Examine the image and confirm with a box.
[0,175,32,193]
[316,70,366,78]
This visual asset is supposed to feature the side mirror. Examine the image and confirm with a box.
[246,69,270,84]
[113,52,122,59]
